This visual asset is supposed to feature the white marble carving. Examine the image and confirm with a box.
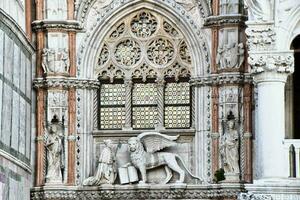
[244,0,272,21]
[216,42,244,69]
[45,0,68,20]
[238,192,272,200]
[220,112,240,181]
[45,117,64,184]
[47,90,68,124]
[115,144,139,184]
[127,132,202,184]
[83,139,116,185]
[42,48,69,74]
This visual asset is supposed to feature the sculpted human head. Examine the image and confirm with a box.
[128,137,140,152]
[104,139,113,148]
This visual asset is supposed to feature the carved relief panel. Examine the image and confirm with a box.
[217,28,244,70]
[47,90,68,124]
[44,33,69,75]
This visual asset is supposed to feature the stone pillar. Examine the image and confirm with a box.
[124,78,132,130]
[156,77,165,130]
[249,52,294,180]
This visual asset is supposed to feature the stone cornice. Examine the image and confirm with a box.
[32,20,83,32]
[33,77,100,89]
[204,14,247,27]
[190,73,253,86]
[248,51,294,75]
[31,184,244,200]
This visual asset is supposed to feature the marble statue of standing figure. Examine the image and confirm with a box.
[83,139,116,185]
[45,117,64,184]
[221,112,240,174]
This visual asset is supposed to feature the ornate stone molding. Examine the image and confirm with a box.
[204,14,247,27]
[248,52,294,74]
[245,23,275,52]
[238,192,272,200]
[33,78,100,89]
[32,20,83,32]
[190,73,253,86]
[31,184,244,200]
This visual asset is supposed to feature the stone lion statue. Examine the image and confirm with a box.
[128,132,202,184]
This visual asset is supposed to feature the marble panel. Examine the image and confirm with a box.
[45,0,68,20]
[18,98,26,155]
[11,91,20,151]
[19,52,26,93]
[0,81,2,139]
[25,103,31,158]
[13,44,20,87]
[0,29,3,74]
[3,34,13,82]
[25,57,31,98]
[47,32,68,51]
[1,83,12,146]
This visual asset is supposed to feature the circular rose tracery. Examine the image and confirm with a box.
[147,38,175,66]
[114,39,141,66]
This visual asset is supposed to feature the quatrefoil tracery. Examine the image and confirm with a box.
[95,9,192,81]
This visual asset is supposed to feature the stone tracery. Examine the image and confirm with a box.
[95,9,193,130]
[95,9,192,81]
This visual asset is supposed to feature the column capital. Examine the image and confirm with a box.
[249,51,294,83]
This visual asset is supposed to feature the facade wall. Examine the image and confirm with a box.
[0,4,34,200]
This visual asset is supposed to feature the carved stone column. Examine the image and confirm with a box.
[124,78,132,130]
[211,86,220,175]
[156,77,165,130]
[250,52,294,179]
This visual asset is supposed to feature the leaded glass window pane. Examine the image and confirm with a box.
[164,81,191,129]
[132,82,158,129]
[99,83,125,129]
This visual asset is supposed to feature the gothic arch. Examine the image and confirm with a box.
[77,0,211,79]
[277,6,300,50]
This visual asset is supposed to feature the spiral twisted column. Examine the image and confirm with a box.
[124,78,133,130]
[156,77,165,130]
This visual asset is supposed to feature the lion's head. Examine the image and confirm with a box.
[128,137,142,152]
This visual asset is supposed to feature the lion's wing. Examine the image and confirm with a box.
[138,132,179,153]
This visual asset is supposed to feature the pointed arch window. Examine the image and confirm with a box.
[95,10,193,130]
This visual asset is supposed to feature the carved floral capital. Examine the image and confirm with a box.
[248,52,294,75]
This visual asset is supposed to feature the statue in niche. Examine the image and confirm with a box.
[115,143,139,184]
[83,139,117,185]
[127,132,202,184]
[216,43,244,69]
[45,116,65,184]
[41,48,69,74]
[220,112,240,175]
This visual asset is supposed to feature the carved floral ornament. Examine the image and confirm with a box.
[95,10,192,82]
[248,53,294,74]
